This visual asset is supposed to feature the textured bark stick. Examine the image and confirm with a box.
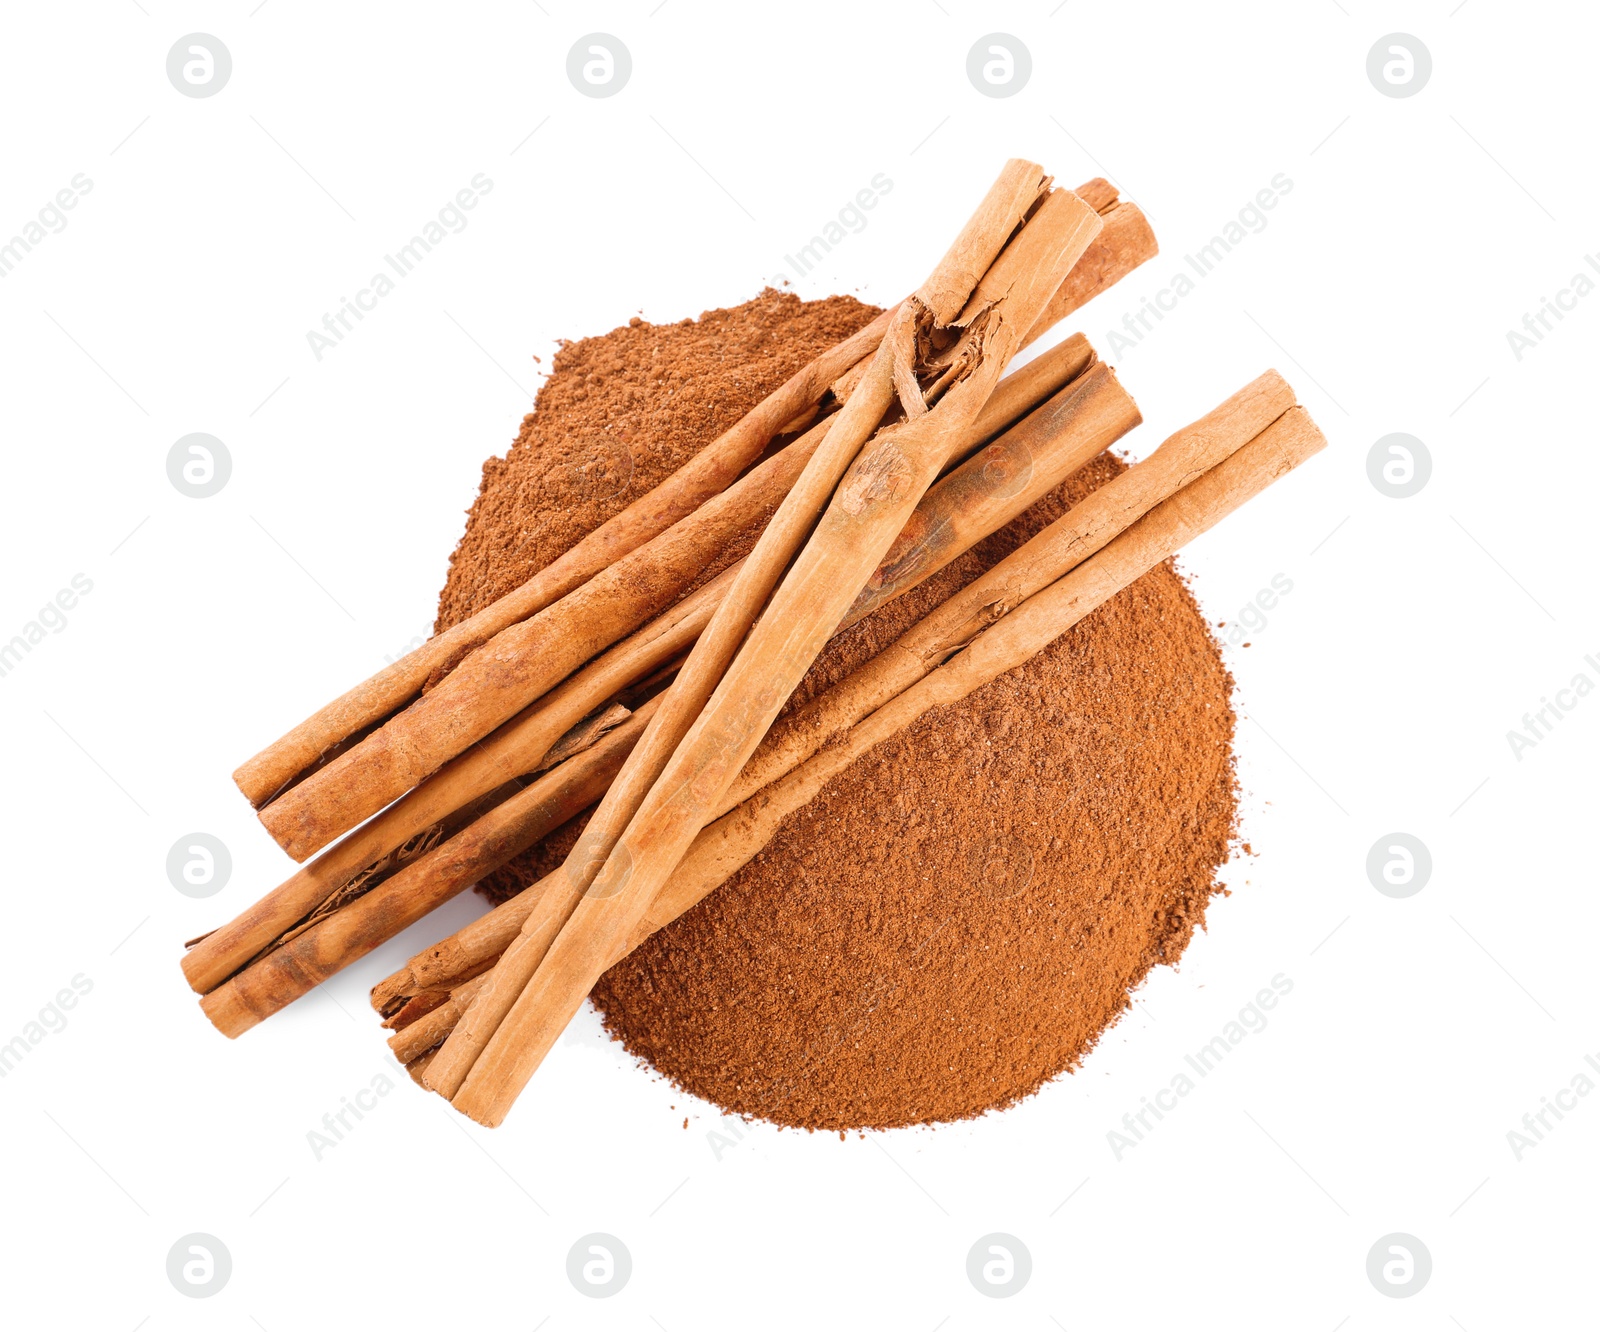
[233,307,898,809]
[389,974,491,1064]
[198,701,660,1037]
[368,346,1134,1013]
[184,573,732,995]
[394,395,1326,1062]
[723,370,1296,811]
[188,336,1098,1001]
[639,408,1326,941]
[449,173,1104,1124]
[233,179,1153,819]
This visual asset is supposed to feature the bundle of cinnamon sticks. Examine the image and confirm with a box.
[184,160,1325,1129]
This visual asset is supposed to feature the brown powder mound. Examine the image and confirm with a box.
[438,291,1239,1132]
[436,288,880,631]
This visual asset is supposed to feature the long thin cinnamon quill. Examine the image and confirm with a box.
[388,387,1325,1070]
[423,163,1081,1098]
[240,181,1155,858]
[200,341,1135,1033]
[445,170,1105,1120]
[382,372,1295,1028]
[185,335,1106,1007]
[372,349,1138,1015]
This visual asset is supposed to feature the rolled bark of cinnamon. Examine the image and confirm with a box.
[423,168,1091,1099]
[199,700,661,1038]
[389,973,490,1064]
[442,175,1106,1120]
[182,572,733,996]
[635,406,1328,949]
[378,370,1294,1023]
[237,179,1156,854]
[231,307,897,811]
[197,338,1136,1032]
[725,369,1295,809]
[184,334,1108,1002]
[370,346,1139,1016]
[388,394,1326,1074]
[254,316,1106,866]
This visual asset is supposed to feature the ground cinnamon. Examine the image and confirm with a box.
[439,169,1103,1122]
[434,294,1251,1131]
[590,457,1241,1130]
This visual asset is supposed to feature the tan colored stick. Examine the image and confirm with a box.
[636,406,1328,946]
[186,336,1098,999]
[725,369,1295,811]
[370,343,1135,1015]
[392,396,1326,1064]
[389,973,490,1064]
[204,340,1120,1032]
[420,162,1068,1098]
[184,572,731,995]
[232,307,897,809]
[199,699,660,1037]
[256,315,1108,864]
[379,371,1289,1034]
[234,178,1155,819]
[448,178,1103,1123]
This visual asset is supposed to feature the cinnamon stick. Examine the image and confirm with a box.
[726,370,1295,808]
[371,344,1138,1015]
[421,162,1075,1099]
[635,407,1327,951]
[199,699,661,1037]
[184,335,1101,1000]
[197,337,1130,1031]
[378,370,1293,1021]
[389,973,490,1064]
[445,171,1105,1122]
[254,315,1106,864]
[232,307,897,809]
[387,389,1325,1068]
[239,180,1156,845]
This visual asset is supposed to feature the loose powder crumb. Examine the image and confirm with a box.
[438,289,1240,1132]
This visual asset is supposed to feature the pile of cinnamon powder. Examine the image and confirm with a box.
[437,289,1239,1132]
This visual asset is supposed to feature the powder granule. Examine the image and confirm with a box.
[438,292,1239,1132]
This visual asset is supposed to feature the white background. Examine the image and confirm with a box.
[1,1,1595,1327]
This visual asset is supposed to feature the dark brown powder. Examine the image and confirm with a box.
[435,288,879,632]
[437,290,1239,1132]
